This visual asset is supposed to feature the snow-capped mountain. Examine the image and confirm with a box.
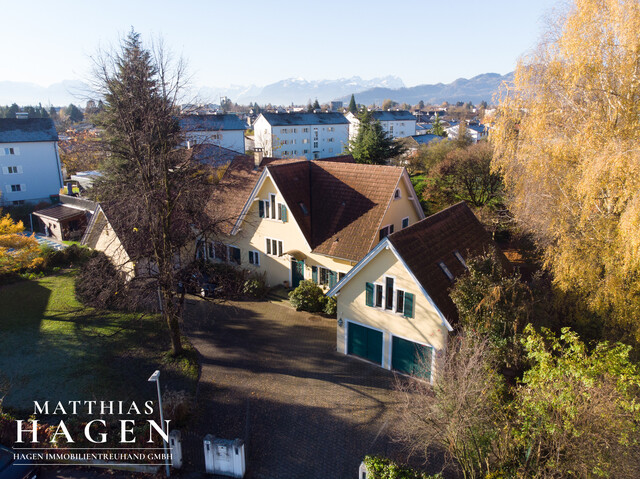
[195,76,405,105]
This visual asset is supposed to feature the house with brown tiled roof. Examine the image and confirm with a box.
[326,202,507,382]
[202,153,425,288]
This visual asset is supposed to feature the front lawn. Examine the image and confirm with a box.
[0,270,197,413]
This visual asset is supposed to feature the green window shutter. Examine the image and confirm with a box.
[312,266,318,283]
[258,201,265,218]
[281,204,288,222]
[329,270,337,288]
[365,282,374,307]
[404,292,414,318]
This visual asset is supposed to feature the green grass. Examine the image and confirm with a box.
[0,270,198,414]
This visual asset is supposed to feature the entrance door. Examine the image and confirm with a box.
[347,322,383,365]
[291,259,304,288]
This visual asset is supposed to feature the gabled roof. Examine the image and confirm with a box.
[328,202,508,327]
[209,156,423,261]
[180,114,247,131]
[388,202,506,323]
[258,112,350,126]
[0,118,58,143]
[309,162,404,260]
[370,110,416,122]
[81,203,153,258]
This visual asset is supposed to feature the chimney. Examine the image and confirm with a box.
[16,112,28,120]
[254,147,264,169]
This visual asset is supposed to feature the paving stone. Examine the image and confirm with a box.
[179,299,428,479]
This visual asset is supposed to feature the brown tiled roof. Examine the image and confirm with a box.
[33,204,87,222]
[210,156,406,261]
[207,155,264,235]
[388,202,508,324]
[267,160,403,260]
[307,162,402,260]
[266,160,312,242]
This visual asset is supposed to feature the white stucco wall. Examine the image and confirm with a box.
[253,116,349,160]
[186,130,246,153]
[0,141,63,204]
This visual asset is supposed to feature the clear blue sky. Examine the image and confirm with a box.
[1,0,563,88]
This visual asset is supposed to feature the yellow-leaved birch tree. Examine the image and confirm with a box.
[492,0,640,343]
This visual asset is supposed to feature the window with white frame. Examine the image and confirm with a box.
[302,138,309,144]
[328,127,335,132]
[302,127,309,133]
[318,267,338,288]
[364,281,415,318]
[248,250,260,266]
[227,245,241,265]
[265,238,283,256]
[385,277,394,310]
[9,184,23,192]
[259,198,270,218]
[2,166,21,174]
[396,289,405,314]
[375,284,383,308]
[1,147,18,155]
[207,241,228,261]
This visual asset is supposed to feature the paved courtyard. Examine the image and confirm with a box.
[180,298,429,479]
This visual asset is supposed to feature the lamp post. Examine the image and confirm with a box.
[148,370,170,477]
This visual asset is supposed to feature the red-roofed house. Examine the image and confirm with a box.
[203,155,425,288]
[326,202,507,382]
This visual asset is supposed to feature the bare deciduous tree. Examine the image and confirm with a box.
[395,334,509,479]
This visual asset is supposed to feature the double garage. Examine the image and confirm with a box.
[346,321,433,381]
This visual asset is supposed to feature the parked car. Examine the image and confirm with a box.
[0,445,38,479]
[177,269,219,298]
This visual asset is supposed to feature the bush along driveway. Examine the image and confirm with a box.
[181,298,438,479]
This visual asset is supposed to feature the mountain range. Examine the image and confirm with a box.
[0,73,513,108]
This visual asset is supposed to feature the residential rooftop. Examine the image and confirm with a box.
[0,118,58,143]
[259,112,350,126]
[179,114,247,131]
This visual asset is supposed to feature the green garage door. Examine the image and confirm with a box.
[347,322,383,365]
[392,336,432,380]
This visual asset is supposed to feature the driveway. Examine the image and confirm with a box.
[180,298,419,479]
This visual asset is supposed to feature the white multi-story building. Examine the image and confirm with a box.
[253,112,350,160]
[180,114,247,154]
[346,110,417,140]
[0,116,63,206]
[445,121,489,143]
